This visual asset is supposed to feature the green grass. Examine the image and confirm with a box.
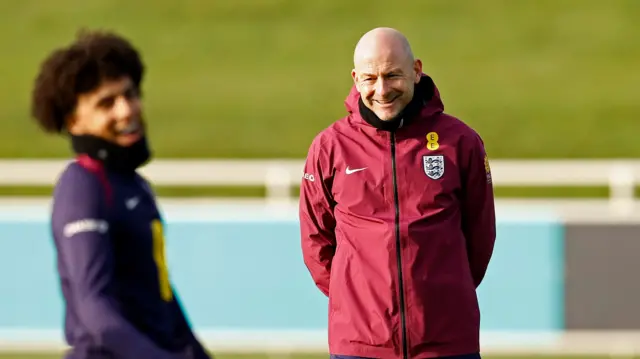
[0,0,638,160]
[0,184,622,198]
[0,354,635,359]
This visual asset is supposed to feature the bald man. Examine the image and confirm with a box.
[299,28,496,359]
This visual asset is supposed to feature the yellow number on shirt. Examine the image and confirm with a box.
[426,132,439,150]
[151,219,173,302]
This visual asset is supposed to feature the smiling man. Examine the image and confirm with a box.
[299,27,497,359]
[351,27,418,122]
[31,30,211,359]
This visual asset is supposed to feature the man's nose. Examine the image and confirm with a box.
[374,78,391,96]
[113,96,133,120]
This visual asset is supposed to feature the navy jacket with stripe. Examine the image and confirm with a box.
[51,155,209,359]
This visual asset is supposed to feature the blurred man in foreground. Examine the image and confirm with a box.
[31,30,211,359]
[299,27,496,359]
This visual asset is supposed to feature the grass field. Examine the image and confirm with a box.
[0,0,638,159]
[0,183,623,198]
[0,354,635,359]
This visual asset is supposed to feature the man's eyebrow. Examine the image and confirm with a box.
[94,83,135,104]
[361,67,404,76]
[386,67,403,74]
[93,92,115,105]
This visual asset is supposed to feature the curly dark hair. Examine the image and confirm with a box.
[31,29,145,134]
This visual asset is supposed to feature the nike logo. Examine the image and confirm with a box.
[125,197,140,210]
[345,166,367,175]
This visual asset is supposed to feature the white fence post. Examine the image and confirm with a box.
[265,165,294,203]
[609,163,636,215]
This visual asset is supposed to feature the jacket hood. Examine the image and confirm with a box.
[344,74,444,124]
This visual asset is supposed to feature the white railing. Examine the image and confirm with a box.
[3,329,640,356]
[0,158,638,204]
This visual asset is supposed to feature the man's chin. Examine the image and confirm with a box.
[372,101,404,120]
[375,111,400,121]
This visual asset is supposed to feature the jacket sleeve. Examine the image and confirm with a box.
[170,290,212,359]
[299,135,337,297]
[460,132,497,288]
[51,168,180,359]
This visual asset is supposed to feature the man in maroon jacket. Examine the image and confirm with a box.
[299,27,496,359]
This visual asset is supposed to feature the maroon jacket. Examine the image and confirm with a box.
[299,75,496,359]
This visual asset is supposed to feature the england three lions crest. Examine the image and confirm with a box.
[423,155,444,179]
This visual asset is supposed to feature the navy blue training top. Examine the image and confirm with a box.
[50,155,209,359]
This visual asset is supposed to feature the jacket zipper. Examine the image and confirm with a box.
[390,131,408,359]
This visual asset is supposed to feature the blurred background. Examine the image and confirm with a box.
[0,0,639,358]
